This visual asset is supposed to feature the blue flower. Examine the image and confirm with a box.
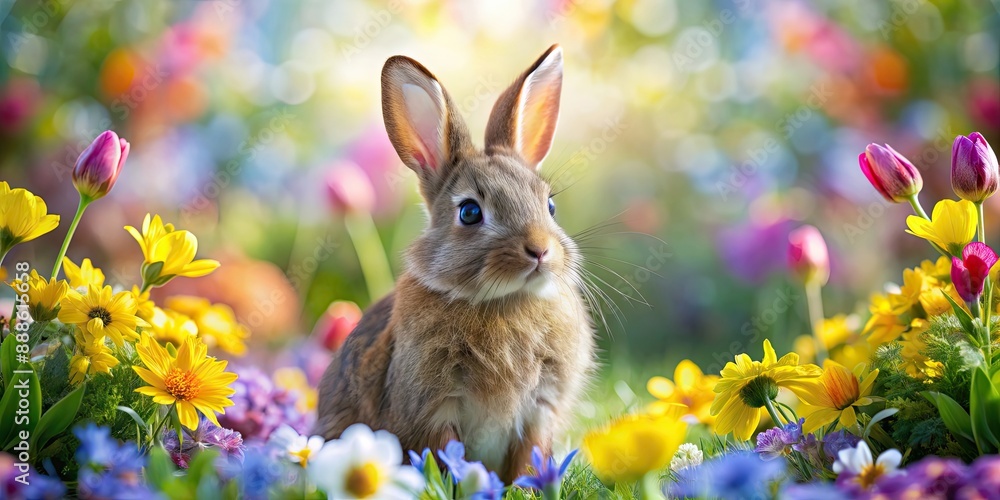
[782,481,845,500]
[438,441,469,482]
[822,430,860,464]
[408,448,431,474]
[669,451,785,499]
[73,425,151,500]
[217,444,284,500]
[74,423,118,467]
[754,425,799,461]
[460,461,505,500]
[0,453,66,500]
[513,447,578,490]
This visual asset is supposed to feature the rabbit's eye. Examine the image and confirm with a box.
[548,197,556,217]
[458,200,483,225]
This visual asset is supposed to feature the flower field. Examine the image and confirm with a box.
[1,1,998,499]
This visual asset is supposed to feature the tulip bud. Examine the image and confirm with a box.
[312,300,362,351]
[951,241,998,304]
[788,225,830,286]
[73,130,129,201]
[951,132,999,203]
[325,161,376,213]
[858,143,922,203]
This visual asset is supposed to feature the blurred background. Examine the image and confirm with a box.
[0,0,997,414]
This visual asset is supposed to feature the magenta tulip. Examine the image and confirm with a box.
[952,132,999,203]
[859,143,922,203]
[951,242,998,304]
[72,130,129,200]
[788,225,830,286]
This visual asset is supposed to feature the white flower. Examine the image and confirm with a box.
[833,441,902,489]
[307,423,425,499]
[670,443,704,472]
[268,424,325,467]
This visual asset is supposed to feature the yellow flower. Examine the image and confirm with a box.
[131,285,155,322]
[863,294,906,345]
[796,316,860,363]
[125,214,219,286]
[132,333,238,430]
[69,329,120,385]
[274,367,318,413]
[798,360,878,433]
[919,283,963,317]
[647,360,718,427]
[889,267,924,314]
[710,340,821,441]
[831,339,874,372]
[166,296,249,356]
[9,270,69,321]
[0,182,60,254]
[61,257,106,290]
[905,199,977,256]
[582,404,688,483]
[58,284,146,345]
[920,256,951,280]
[899,319,943,378]
[148,307,198,347]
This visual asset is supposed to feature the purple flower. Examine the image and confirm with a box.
[219,366,312,442]
[755,419,802,460]
[72,130,129,200]
[0,453,66,500]
[669,452,785,499]
[859,142,922,203]
[952,242,999,303]
[73,425,150,499]
[408,448,431,473]
[782,481,844,500]
[469,467,504,500]
[163,417,246,468]
[952,132,999,203]
[875,456,966,498]
[822,430,860,464]
[958,454,1000,499]
[513,447,577,491]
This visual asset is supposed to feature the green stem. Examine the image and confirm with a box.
[343,212,394,302]
[639,471,664,500]
[775,401,796,424]
[763,397,787,427]
[805,282,828,364]
[0,248,9,271]
[149,403,176,447]
[979,202,993,363]
[50,196,91,280]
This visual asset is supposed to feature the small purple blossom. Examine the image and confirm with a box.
[219,366,313,442]
[875,455,966,498]
[163,417,246,468]
[514,447,578,491]
[755,419,802,461]
[822,430,860,464]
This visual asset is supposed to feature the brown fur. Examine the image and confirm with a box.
[315,45,595,483]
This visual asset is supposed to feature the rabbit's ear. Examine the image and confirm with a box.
[382,56,472,188]
[485,44,563,170]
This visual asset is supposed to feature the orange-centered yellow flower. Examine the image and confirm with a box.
[132,333,237,430]
[711,340,821,441]
[58,284,145,345]
[0,181,60,255]
[648,360,718,427]
[799,360,879,433]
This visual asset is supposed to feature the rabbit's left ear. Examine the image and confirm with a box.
[485,44,563,170]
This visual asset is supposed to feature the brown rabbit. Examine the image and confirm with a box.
[315,44,595,482]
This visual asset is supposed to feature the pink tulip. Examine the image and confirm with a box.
[325,161,376,214]
[312,301,362,352]
[859,143,922,203]
[73,130,129,200]
[788,225,830,286]
[951,242,998,304]
[952,132,999,203]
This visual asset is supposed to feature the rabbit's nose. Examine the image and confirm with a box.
[525,244,549,262]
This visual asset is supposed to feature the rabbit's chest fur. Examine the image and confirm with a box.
[390,274,594,471]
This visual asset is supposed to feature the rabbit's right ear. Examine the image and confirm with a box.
[382,56,472,195]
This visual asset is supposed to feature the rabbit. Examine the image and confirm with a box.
[314,44,595,483]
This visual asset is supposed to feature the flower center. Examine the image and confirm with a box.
[345,462,381,498]
[856,462,886,489]
[824,370,860,410]
[163,368,201,401]
[88,307,113,326]
[290,447,313,467]
[739,375,779,408]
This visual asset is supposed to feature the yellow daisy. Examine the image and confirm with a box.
[9,270,70,322]
[710,340,821,441]
[862,294,907,345]
[148,307,198,347]
[889,267,924,314]
[0,182,60,255]
[124,213,174,256]
[166,296,249,356]
[132,333,238,430]
[125,214,219,286]
[831,339,874,373]
[798,360,878,433]
[61,257,106,290]
[58,284,146,345]
[647,359,718,427]
[130,285,155,322]
[582,404,688,484]
[905,199,977,256]
[69,329,120,385]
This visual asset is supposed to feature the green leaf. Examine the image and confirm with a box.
[145,446,177,489]
[187,448,220,485]
[116,405,150,432]
[862,407,899,440]
[0,333,17,391]
[970,367,1000,453]
[922,392,974,443]
[0,364,40,450]
[29,382,86,451]
[942,292,978,340]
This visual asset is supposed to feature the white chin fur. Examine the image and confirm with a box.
[420,271,559,304]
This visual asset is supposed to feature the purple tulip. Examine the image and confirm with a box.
[859,143,922,203]
[952,132,999,203]
[72,130,129,200]
[951,241,998,303]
